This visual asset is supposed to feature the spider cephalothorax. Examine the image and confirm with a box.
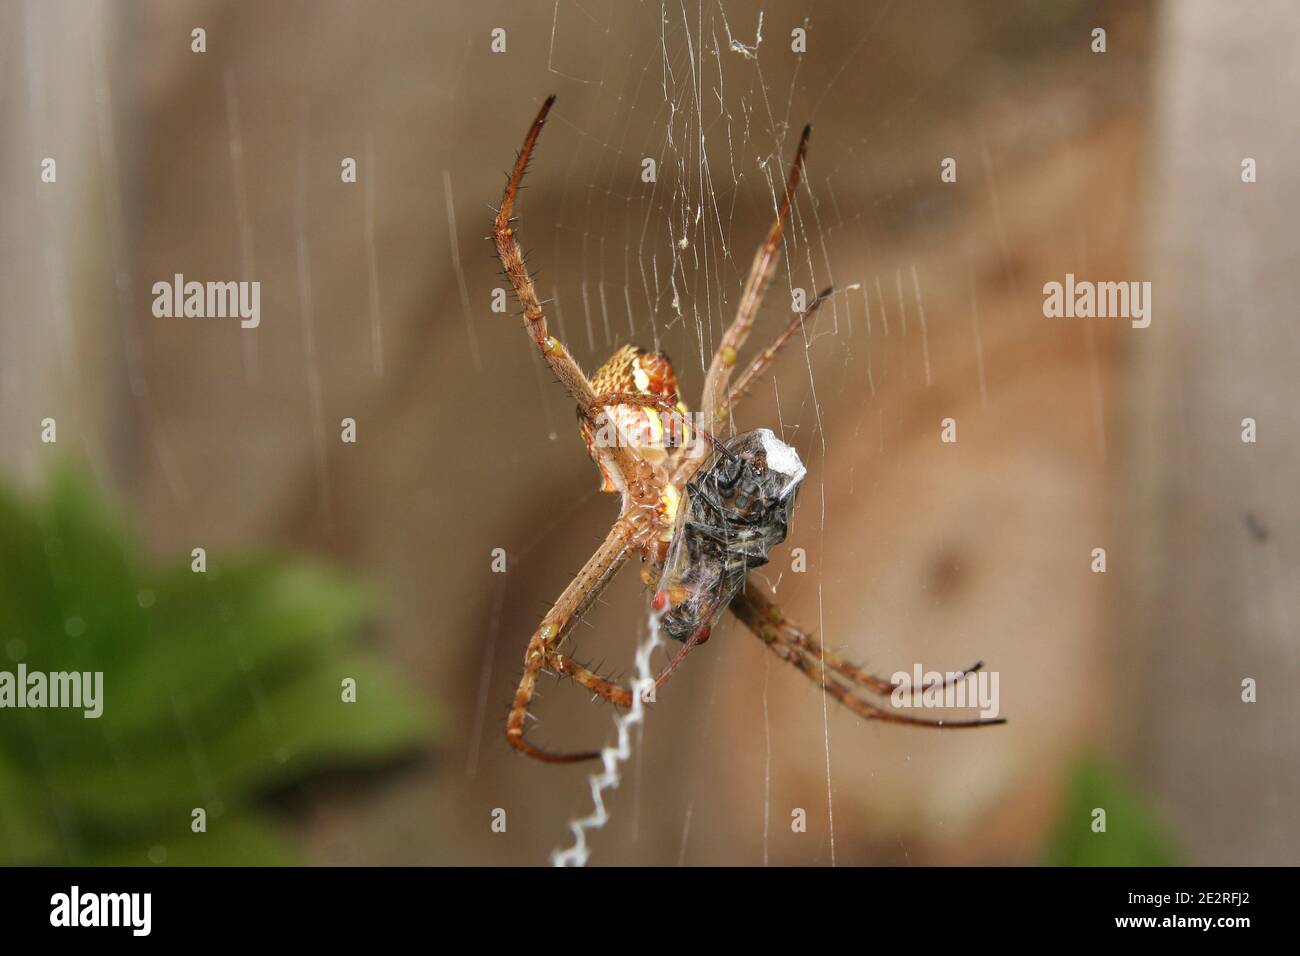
[657,429,806,642]
[491,95,1004,763]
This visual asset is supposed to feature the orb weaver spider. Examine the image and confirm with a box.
[493,96,1004,762]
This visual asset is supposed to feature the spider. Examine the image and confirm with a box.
[493,96,1005,762]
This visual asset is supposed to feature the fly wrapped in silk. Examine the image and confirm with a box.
[654,428,807,643]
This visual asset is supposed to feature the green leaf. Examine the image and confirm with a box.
[0,467,434,865]
[1044,753,1182,866]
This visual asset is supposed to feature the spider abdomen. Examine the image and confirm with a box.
[578,345,686,494]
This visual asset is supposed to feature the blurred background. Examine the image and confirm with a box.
[1,0,1297,865]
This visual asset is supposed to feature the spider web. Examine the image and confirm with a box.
[476,0,1106,866]
[526,0,849,867]
[6,0,1242,870]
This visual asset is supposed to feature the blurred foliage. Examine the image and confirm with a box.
[1045,753,1181,866]
[0,468,433,865]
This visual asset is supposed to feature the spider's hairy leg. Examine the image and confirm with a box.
[730,581,1006,729]
[492,95,597,409]
[699,123,811,427]
[717,284,834,425]
[544,620,710,710]
[734,581,985,696]
[505,519,633,763]
[545,650,632,708]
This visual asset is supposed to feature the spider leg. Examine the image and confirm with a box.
[545,650,632,708]
[699,124,811,428]
[735,580,985,697]
[730,581,1006,729]
[717,285,834,424]
[545,621,710,710]
[505,519,633,763]
[492,96,598,409]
